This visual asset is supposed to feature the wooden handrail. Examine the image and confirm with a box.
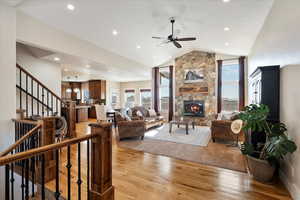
[0,124,42,157]
[16,63,65,105]
[0,134,96,166]
[12,118,39,125]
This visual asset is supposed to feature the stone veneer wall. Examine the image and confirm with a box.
[175,50,217,126]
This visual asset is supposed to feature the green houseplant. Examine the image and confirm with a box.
[239,104,297,182]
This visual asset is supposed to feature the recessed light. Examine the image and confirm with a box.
[224,27,230,31]
[136,45,141,49]
[112,30,118,36]
[225,42,230,46]
[223,0,231,2]
[54,57,60,61]
[86,64,91,68]
[64,68,69,72]
[67,4,75,11]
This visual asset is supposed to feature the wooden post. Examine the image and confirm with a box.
[38,117,56,182]
[89,122,115,200]
[61,101,76,138]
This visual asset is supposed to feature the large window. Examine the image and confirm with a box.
[124,89,135,108]
[140,89,151,109]
[219,59,243,112]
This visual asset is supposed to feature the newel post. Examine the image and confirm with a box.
[89,122,115,200]
[38,117,56,182]
[61,101,76,138]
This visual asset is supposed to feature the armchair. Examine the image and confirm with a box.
[211,112,244,143]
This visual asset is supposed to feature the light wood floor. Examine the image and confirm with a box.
[45,121,291,200]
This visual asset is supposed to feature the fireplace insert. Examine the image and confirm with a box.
[183,100,205,117]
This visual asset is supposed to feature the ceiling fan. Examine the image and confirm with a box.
[152,17,196,48]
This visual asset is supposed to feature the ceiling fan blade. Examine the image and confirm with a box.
[175,37,196,41]
[157,40,171,47]
[173,41,182,48]
[152,36,165,39]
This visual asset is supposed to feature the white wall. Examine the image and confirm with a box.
[120,81,151,108]
[248,0,300,199]
[0,4,16,199]
[0,4,16,151]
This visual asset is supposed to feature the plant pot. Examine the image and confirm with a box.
[246,155,275,183]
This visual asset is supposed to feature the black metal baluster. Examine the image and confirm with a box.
[37,84,40,115]
[5,164,10,200]
[87,140,90,200]
[26,74,28,118]
[20,68,22,110]
[10,152,15,200]
[20,124,25,200]
[47,91,49,116]
[54,149,60,200]
[41,154,45,200]
[25,159,29,200]
[77,143,82,200]
[31,135,35,197]
[42,88,44,117]
[51,94,54,115]
[31,79,33,116]
[56,98,58,114]
[66,145,72,200]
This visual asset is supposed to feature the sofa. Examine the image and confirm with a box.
[131,106,164,130]
[211,112,244,143]
[115,112,145,140]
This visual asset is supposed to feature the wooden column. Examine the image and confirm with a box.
[152,67,160,113]
[239,56,246,111]
[217,60,223,113]
[39,117,56,182]
[169,65,174,122]
[61,101,76,138]
[89,122,114,200]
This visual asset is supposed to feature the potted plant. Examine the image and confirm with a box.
[239,104,297,182]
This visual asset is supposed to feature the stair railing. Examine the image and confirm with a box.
[16,64,65,118]
[0,122,114,200]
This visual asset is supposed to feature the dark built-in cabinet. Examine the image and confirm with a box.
[249,65,280,122]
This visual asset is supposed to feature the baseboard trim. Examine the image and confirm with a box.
[279,169,300,200]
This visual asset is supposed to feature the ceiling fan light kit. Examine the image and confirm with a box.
[152,17,196,48]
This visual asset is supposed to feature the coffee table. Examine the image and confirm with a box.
[169,119,195,135]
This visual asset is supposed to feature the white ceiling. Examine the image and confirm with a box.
[17,0,274,73]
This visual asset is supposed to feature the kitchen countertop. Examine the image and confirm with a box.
[75,105,91,109]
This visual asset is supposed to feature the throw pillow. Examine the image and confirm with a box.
[220,111,233,120]
[148,109,157,117]
[136,110,143,117]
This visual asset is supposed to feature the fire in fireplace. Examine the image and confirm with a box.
[183,100,205,117]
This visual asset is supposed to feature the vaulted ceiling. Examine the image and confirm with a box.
[17,0,274,78]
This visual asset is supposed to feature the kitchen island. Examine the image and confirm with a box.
[76,105,91,122]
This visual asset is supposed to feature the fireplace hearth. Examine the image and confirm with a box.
[183,100,205,117]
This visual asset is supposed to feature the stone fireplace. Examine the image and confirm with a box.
[175,50,217,125]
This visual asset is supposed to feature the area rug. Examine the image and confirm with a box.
[118,125,247,173]
[145,124,211,146]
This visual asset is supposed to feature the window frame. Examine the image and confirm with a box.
[139,88,152,108]
[217,57,245,113]
[124,89,136,108]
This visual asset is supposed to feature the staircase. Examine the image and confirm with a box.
[0,64,115,200]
